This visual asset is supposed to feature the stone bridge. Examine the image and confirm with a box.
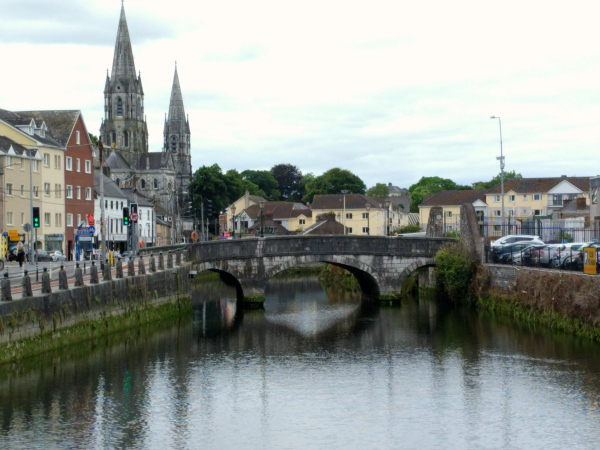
[187,236,452,300]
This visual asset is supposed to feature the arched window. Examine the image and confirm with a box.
[115,178,120,187]
[170,136,177,152]
[140,179,146,189]
[123,130,129,147]
[153,178,158,189]
[116,97,123,116]
[111,131,116,147]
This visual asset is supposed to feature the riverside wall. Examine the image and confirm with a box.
[0,265,191,345]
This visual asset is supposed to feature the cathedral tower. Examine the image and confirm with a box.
[163,63,192,197]
[100,3,148,168]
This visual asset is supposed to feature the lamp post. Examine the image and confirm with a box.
[384,198,391,236]
[341,190,348,235]
[259,198,266,238]
[28,147,38,265]
[231,205,236,239]
[365,203,371,235]
[490,116,505,234]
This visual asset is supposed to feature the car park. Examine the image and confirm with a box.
[491,235,544,248]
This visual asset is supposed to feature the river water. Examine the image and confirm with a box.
[1,276,600,449]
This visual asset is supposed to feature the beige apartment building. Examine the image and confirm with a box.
[0,111,66,252]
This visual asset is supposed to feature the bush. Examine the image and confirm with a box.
[393,224,422,234]
[435,242,477,302]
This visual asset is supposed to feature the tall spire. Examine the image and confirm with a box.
[111,3,136,80]
[167,63,186,123]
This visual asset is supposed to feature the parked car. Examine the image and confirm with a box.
[491,242,539,263]
[35,250,52,262]
[50,250,67,261]
[527,244,576,267]
[120,250,134,259]
[551,243,587,268]
[491,235,544,248]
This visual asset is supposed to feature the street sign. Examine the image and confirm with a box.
[130,212,139,222]
[583,247,597,275]
[23,223,31,232]
[8,230,18,237]
[1,232,7,237]
[88,226,96,234]
[88,214,94,226]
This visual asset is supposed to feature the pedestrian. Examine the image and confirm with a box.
[17,241,25,268]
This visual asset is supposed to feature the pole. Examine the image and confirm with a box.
[132,172,138,253]
[29,146,36,265]
[341,190,348,235]
[201,199,205,241]
[99,139,106,266]
[491,116,505,235]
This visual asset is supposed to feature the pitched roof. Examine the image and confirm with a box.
[13,110,80,146]
[94,171,128,199]
[389,195,411,211]
[242,201,309,220]
[420,190,486,207]
[311,193,383,210]
[138,152,164,170]
[106,150,131,170]
[557,198,589,214]
[120,188,153,207]
[486,177,591,194]
[0,135,38,158]
[0,110,64,148]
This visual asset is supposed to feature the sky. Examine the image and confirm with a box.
[2,0,600,190]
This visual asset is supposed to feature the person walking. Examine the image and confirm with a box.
[17,241,25,268]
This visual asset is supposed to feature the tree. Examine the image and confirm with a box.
[366,183,390,198]
[408,176,469,212]
[270,164,303,201]
[241,170,281,200]
[302,168,366,204]
[472,171,522,190]
[88,133,98,145]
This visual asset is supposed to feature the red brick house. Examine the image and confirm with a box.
[19,111,95,260]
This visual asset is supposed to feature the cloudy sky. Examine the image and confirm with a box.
[2,0,600,189]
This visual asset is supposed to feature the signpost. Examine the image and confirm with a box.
[130,212,139,223]
[88,214,94,226]
[583,247,597,275]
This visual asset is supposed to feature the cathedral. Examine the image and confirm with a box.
[100,4,193,233]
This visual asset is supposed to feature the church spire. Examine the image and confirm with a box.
[167,62,186,124]
[111,3,136,80]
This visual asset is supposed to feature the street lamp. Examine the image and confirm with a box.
[384,198,391,236]
[259,198,266,238]
[231,205,236,239]
[365,203,371,235]
[341,190,348,235]
[490,115,505,234]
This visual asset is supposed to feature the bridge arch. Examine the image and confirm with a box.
[390,258,437,291]
[195,261,245,299]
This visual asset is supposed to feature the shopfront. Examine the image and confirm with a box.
[45,234,63,253]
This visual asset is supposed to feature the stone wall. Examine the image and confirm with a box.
[487,264,517,290]
[0,265,190,344]
[460,203,485,261]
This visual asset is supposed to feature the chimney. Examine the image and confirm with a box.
[245,190,250,208]
[388,182,392,187]
[576,197,586,210]
[561,175,567,178]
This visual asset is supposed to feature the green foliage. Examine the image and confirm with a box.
[408,176,471,213]
[241,169,281,201]
[559,231,574,243]
[270,163,304,201]
[393,224,422,234]
[302,167,367,203]
[366,183,390,198]
[435,243,477,302]
[88,133,98,145]
[472,170,522,190]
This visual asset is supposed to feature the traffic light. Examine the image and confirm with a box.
[123,207,130,226]
[206,199,212,216]
[32,206,40,228]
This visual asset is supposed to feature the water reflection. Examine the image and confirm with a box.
[1,276,600,449]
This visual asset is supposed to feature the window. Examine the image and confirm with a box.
[533,194,541,201]
[85,160,91,173]
[123,130,129,147]
[55,183,61,198]
[67,214,73,227]
[362,213,369,219]
[121,201,123,209]
[508,195,516,202]
[54,155,61,169]
[111,131,116,146]
[347,227,353,234]
[362,227,369,234]
[153,178,158,189]
[110,201,113,210]
[33,186,39,198]
[444,211,452,217]
[66,185,73,198]
[140,179,146,189]
[55,213,61,227]
[44,213,50,226]
[494,195,500,202]
[299,219,306,225]
[20,185,24,197]
[170,135,177,152]
[534,209,542,216]
[6,156,11,168]
[346,213,353,219]
[116,97,123,116]
[85,187,91,200]
[523,195,528,200]
[6,212,12,225]
[593,188,598,205]
[44,183,50,196]
[76,130,80,145]
[76,158,81,172]
[33,160,39,172]
[494,210,501,217]
[6,183,12,196]
[147,210,150,220]
[66,157,72,171]
[21,212,24,225]
[77,214,81,227]
[43,154,49,167]
[105,200,108,209]
[509,210,514,216]
[493,225,501,232]
[77,186,81,199]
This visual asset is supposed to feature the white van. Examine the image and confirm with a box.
[491,235,544,248]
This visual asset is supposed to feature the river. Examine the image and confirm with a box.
[1,275,600,449]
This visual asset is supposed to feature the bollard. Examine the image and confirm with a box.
[149,253,156,273]
[41,267,52,294]
[22,270,33,297]
[116,257,124,278]
[138,256,146,275]
[1,272,12,301]
[128,257,135,277]
[176,250,181,265]
[167,251,173,269]
[103,258,112,281]
[58,264,68,290]
[90,261,99,284]
[159,252,165,271]
[74,262,84,287]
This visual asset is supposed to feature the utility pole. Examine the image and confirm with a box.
[201,197,205,241]
[99,139,106,265]
[28,146,38,265]
[132,171,138,254]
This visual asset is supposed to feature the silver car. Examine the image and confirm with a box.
[50,250,67,261]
